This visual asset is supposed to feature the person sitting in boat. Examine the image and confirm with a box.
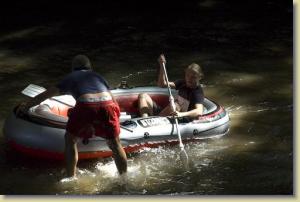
[138,54,204,118]
[16,54,127,178]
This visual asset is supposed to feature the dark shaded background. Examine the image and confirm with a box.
[0,0,292,53]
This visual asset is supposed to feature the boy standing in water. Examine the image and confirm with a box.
[17,55,127,178]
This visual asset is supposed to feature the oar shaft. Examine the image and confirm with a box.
[161,62,185,149]
[174,118,184,149]
[162,63,172,93]
[162,63,176,111]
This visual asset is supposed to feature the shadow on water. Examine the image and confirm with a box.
[0,0,293,195]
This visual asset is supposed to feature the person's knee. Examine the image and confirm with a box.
[138,93,149,100]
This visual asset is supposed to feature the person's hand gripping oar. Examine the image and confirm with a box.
[160,56,189,168]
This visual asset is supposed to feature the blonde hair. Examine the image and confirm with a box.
[185,63,204,79]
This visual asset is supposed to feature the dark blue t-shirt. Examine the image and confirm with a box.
[174,79,204,111]
[56,70,110,99]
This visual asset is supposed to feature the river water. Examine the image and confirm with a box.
[0,1,293,195]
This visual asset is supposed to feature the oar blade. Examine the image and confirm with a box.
[22,84,46,98]
[179,148,189,169]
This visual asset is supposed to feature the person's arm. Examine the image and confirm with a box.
[17,86,60,115]
[156,54,176,88]
[171,87,205,118]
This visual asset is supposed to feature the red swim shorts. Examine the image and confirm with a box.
[66,100,120,139]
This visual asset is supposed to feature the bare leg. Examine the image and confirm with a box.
[106,137,127,175]
[64,132,78,177]
[138,93,154,117]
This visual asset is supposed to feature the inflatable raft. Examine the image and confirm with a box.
[3,86,230,160]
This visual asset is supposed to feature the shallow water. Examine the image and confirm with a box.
[0,1,293,195]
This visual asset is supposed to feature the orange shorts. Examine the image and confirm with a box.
[66,100,120,139]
